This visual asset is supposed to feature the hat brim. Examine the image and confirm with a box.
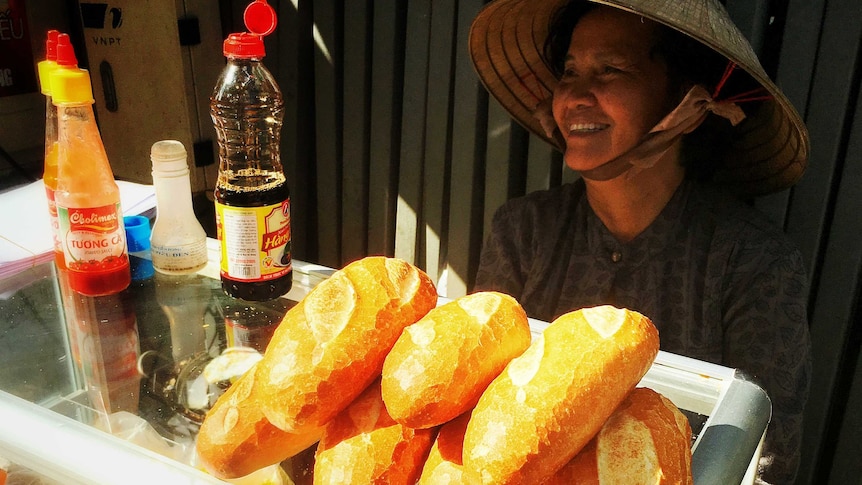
[468,0,809,195]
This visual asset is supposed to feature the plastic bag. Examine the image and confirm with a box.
[96,411,194,464]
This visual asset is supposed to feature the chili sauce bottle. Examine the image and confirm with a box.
[52,34,130,296]
[37,29,64,268]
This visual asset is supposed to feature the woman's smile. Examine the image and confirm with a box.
[566,122,610,134]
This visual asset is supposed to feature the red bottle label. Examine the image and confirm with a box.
[58,203,128,273]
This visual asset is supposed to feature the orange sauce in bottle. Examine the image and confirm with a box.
[52,36,129,296]
[38,30,65,269]
[43,141,64,269]
[54,109,130,296]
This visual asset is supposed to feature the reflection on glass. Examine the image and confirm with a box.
[31,260,300,477]
[58,267,141,420]
[155,272,210,363]
[223,302,282,353]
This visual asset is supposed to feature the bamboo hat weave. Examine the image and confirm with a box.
[468,0,809,195]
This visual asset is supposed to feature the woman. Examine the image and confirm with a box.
[469,1,812,483]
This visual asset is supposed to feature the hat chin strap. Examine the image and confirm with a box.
[535,84,746,182]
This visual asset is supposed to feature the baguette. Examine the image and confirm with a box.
[314,378,437,484]
[195,366,324,478]
[544,387,693,484]
[196,256,437,478]
[256,256,437,432]
[417,411,479,484]
[381,291,531,428]
[462,305,660,484]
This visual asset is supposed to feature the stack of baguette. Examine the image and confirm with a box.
[195,256,693,484]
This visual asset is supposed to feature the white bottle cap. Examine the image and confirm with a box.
[151,140,189,174]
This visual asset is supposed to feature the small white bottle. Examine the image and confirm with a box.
[150,140,208,274]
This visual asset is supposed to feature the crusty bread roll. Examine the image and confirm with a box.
[195,366,324,478]
[196,256,437,479]
[314,378,437,484]
[462,305,660,484]
[256,256,437,432]
[417,411,479,484]
[543,387,693,484]
[381,291,531,428]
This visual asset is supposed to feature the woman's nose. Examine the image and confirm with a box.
[556,78,597,109]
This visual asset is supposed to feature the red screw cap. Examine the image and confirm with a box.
[46,30,59,61]
[244,0,277,36]
[223,32,265,59]
[56,33,78,67]
[222,0,277,59]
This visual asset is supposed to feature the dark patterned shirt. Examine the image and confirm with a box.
[474,178,812,484]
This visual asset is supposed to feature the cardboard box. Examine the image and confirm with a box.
[77,0,223,193]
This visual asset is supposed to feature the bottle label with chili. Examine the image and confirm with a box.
[58,203,128,272]
[216,200,291,282]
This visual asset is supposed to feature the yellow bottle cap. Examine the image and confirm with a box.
[37,60,57,95]
[38,30,61,95]
[50,67,95,105]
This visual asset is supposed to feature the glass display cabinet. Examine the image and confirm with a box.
[0,240,768,484]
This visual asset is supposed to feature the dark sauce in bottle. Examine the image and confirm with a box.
[215,169,292,301]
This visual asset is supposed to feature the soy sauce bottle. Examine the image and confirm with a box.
[211,2,292,301]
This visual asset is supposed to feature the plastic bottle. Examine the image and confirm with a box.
[211,2,292,302]
[51,33,130,296]
[149,140,208,275]
[37,29,63,268]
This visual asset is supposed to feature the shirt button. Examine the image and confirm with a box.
[611,251,622,263]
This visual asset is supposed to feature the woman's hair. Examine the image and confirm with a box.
[544,1,594,78]
[542,0,758,181]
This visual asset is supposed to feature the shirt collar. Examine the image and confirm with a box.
[579,179,693,266]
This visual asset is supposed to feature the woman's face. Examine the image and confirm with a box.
[552,6,678,173]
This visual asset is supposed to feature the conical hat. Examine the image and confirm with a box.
[468,0,809,195]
